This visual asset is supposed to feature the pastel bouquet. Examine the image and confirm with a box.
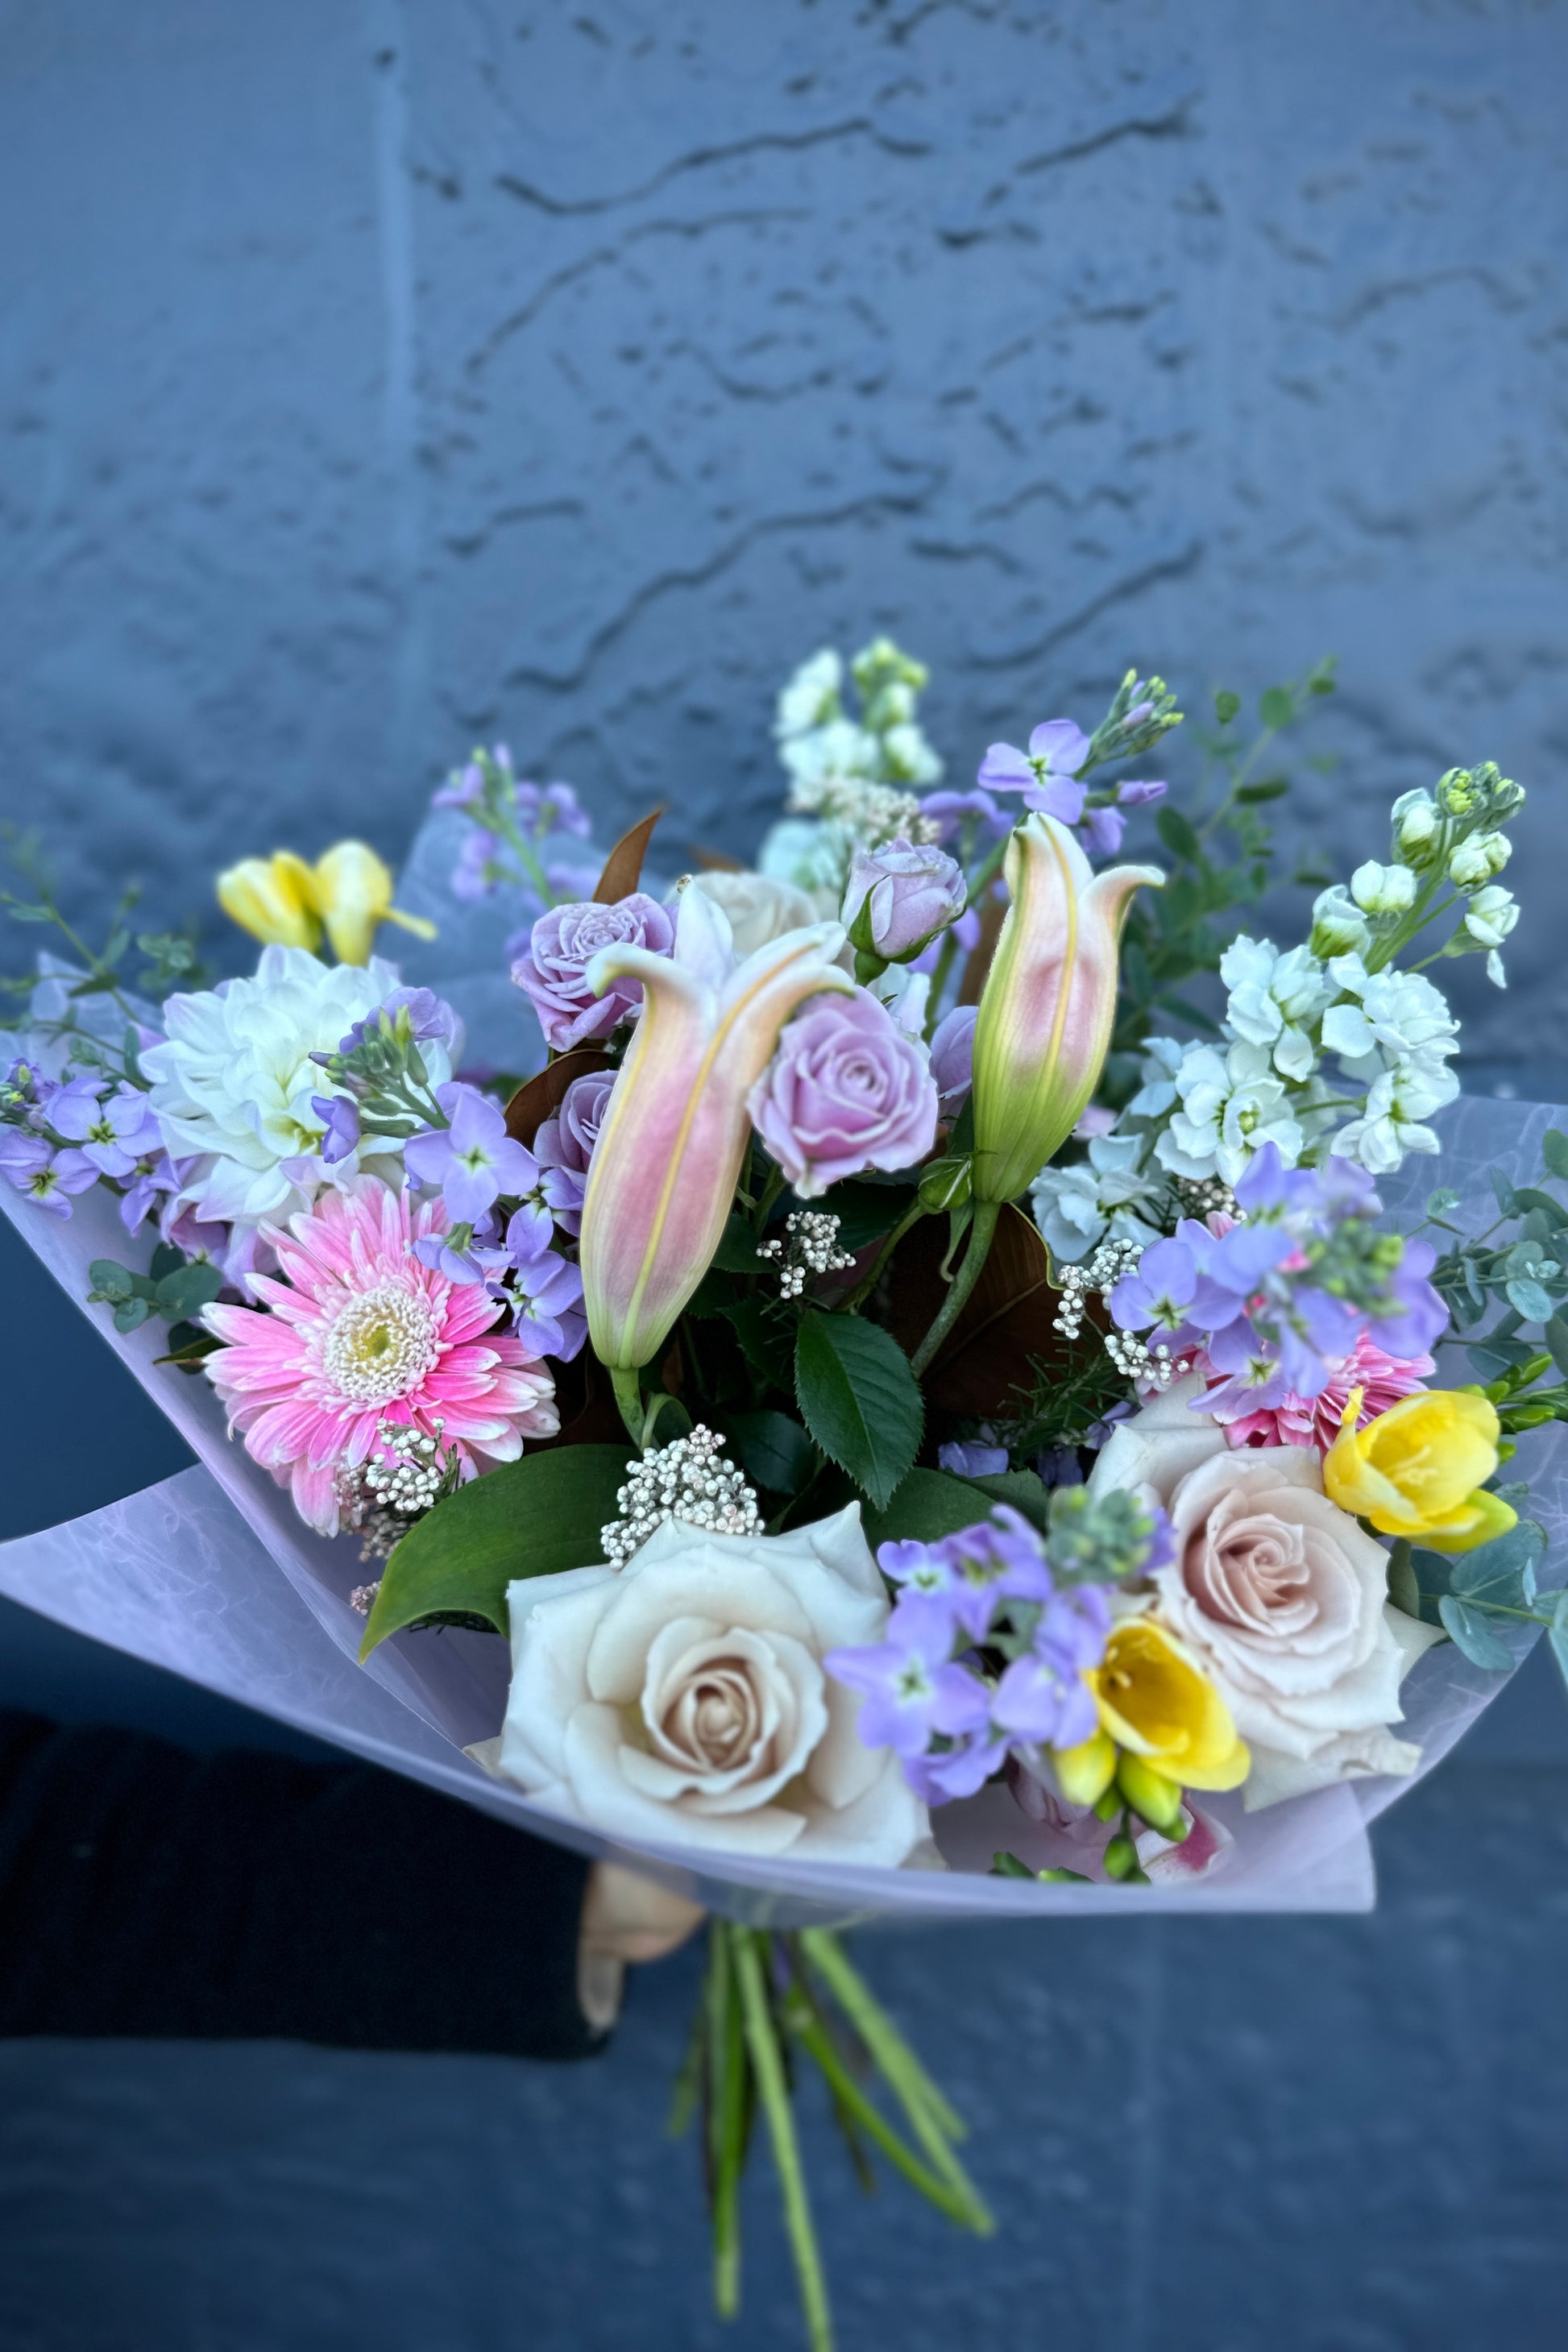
[4,640,1565,2350]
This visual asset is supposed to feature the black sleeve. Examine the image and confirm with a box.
[0,1711,604,2060]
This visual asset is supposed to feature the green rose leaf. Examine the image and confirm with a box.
[1437,1594,1514,1673]
[1155,807,1201,864]
[725,1410,817,1498]
[803,1178,917,1253]
[960,1468,1050,1533]
[359,1443,632,1659]
[861,1466,993,1551]
[794,1312,923,1512]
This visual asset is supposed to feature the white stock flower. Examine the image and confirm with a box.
[1122,1034,1185,1120]
[1487,949,1508,989]
[1309,885,1373,959]
[1089,1378,1443,1810]
[881,719,944,786]
[1448,832,1510,888]
[688,869,819,958]
[140,947,454,1229]
[1462,884,1519,949]
[1391,790,1440,858]
[1219,936,1333,1082]
[1320,959,1459,1072]
[1031,1132,1165,1262]
[1153,1040,1305,1188]
[779,715,881,787]
[1328,1057,1458,1172]
[496,1506,928,1865]
[756,817,856,917]
[1350,860,1418,917]
[774,647,843,741]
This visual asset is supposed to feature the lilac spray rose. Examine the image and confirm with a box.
[510,894,674,1052]
[842,837,967,963]
[533,1067,617,1236]
[748,986,938,1197]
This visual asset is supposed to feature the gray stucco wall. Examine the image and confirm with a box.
[2,0,1565,1066]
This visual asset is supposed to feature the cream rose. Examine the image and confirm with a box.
[496,1505,928,1863]
[1091,1376,1443,1809]
[688,869,820,959]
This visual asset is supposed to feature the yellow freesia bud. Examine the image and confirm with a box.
[215,841,437,966]
[216,852,322,952]
[310,840,438,966]
[1085,1617,1250,1793]
[1052,1728,1117,1807]
[1322,1386,1516,1553]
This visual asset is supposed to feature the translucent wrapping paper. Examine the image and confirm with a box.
[2,1097,1560,1927]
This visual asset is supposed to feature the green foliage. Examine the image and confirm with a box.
[794,1312,923,1511]
[725,1410,816,1499]
[359,1444,631,1657]
[861,1466,1001,1551]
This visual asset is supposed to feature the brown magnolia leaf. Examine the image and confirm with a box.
[593,808,663,903]
[882,1201,1087,1419]
[504,1046,612,1147]
[956,895,1007,1006]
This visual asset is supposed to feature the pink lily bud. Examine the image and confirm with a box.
[579,891,853,1370]
[971,813,1161,1204]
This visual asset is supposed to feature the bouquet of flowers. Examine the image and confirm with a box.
[3,640,1565,2350]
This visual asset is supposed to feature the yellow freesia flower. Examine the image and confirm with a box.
[1322,1386,1516,1553]
[1065,1617,1250,1794]
[215,842,436,967]
[217,852,321,952]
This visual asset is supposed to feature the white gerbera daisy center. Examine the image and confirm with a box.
[322,1283,442,1406]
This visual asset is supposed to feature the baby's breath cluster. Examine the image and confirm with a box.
[601,1425,762,1568]
[787,771,941,847]
[1168,1174,1238,1223]
[757,1210,855,1300]
[1052,1237,1145,1342]
[337,1416,460,1564]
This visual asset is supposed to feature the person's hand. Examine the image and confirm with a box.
[576,1861,705,2029]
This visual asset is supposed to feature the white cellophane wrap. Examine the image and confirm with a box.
[2,1097,1562,1927]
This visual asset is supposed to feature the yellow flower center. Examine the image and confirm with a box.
[323,1283,441,1406]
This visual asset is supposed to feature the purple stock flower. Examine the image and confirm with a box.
[1077,805,1126,858]
[533,1068,617,1238]
[842,837,967,962]
[0,1130,98,1218]
[311,1093,363,1167]
[918,786,1010,846]
[512,894,675,1052]
[747,986,938,1198]
[49,1080,163,1178]
[1378,1234,1448,1359]
[433,760,487,813]
[977,719,1091,823]
[990,1587,1109,1750]
[938,1439,1010,1477]
[882,1509,1053,1644]
[503,1208,587,1359]
[1116,778,1168,808]
[928,1004,977,1122]
[824,1611,991,1761]
[404,1081,537,1222]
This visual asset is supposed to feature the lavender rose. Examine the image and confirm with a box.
[511,895,674,1052]
[842,836,966,963]
[533,1068,618,1236]
[748,986,938,1197]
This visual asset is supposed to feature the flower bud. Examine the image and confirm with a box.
[1449,832,1511,888]
[842,836,967,962]
[1436,765,1480,818]
[1391,790,1440,860]
[1309,885,1372,958]
[918,1155,973,1213]
[1350,860,1418,917]
[217,852,322,953]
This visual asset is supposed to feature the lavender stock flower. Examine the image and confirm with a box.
[404,1082,537,1222]
[977,718,1091,823]
[747,985,938,1197]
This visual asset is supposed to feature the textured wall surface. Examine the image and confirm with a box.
[1,0,1565,1064]
[3,8,1568,2347]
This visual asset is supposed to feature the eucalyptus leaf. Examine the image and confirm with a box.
[1425,1188,1460,1217]
[1541,1130,1568,1182]
[1449,1519,1544,1609]
[360,1444,632,1658]
[1545,1314,1568,1380]
[1491,1168,1521,1217]
[1505,1276,1556,1325]
[1437,1595,1514,1672]
[1549,1591,1568,1691]
[155,1261,223,1320]
[794,1313,923,1512]
[1386,1545,1421,1620]
[88,1258,136,1305]
[112,1296,152,1334]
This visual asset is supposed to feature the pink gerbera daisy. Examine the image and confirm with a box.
[1210,1328,1436,1458]
[202,1180,558,1534]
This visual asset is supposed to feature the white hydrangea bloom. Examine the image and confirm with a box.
[1031,1133,1166,1263]
[1219,936,1334,1082]
[1328,1058,1458,1173]
[1153,1040,1305,1188]
[141,947,454,1231]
